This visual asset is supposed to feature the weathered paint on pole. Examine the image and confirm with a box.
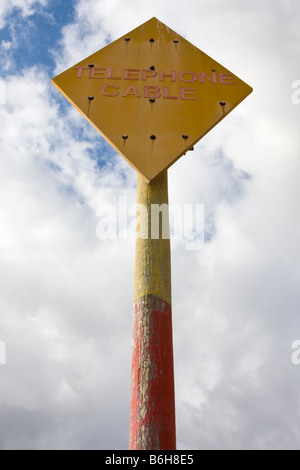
[129,171,176,450]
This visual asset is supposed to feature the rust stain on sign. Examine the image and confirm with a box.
[52,17,253,182]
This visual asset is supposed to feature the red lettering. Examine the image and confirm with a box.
[218,73,234,84]
[107,68,121,80]
[90,67,106,79]
[163,87,178,99]
[178,71,198,83]
[141,69,157,80]
[199,72,217,83]
[101,84,119,97]
[159,71,176,82]
[144,86,161,98]
[73,67,89,78]
[124,69,140,80]
[122,86,141,97]
[180,88,196,100]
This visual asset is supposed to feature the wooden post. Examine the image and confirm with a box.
[129,171,176,450]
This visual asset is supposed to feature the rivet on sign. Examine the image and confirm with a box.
[150,135,156,140]
[219,101,226,106]
[173,39,179,43]
[149,38,155,43]
[122,134,128,139]
[150,65,156,71]
[124,37,131,42]
[88,64,94,68]
[212,68,216,72]
[182,134,189,139]
[88,96,94,101]
[149,98,156,103]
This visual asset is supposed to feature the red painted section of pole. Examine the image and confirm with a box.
[129,295,176,450]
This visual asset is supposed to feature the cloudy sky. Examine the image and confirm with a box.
[0,0,300,450]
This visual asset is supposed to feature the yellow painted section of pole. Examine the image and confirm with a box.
[134,171,171,305]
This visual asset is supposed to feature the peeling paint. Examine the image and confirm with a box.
[129,171,176,450]
[129,295,176,450]
[134,171,172,305]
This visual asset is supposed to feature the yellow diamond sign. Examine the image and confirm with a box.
[52,17,252,182]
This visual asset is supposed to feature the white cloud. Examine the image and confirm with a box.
[0,0,48,29]
[0,65,137,449]
[1,0,300,450]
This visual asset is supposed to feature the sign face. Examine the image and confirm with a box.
[52,17,253,182]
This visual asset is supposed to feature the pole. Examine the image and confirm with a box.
[129,170,176,450]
